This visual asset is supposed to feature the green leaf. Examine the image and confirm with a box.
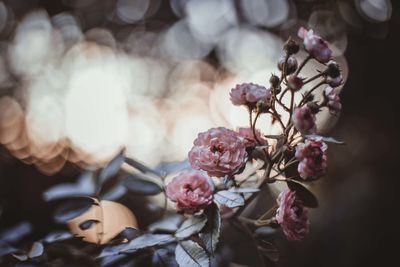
[199,204,221,254]
[175,215,207,239]
[175,240,209,267]
[287,180,318,208]
[214,190,244,208]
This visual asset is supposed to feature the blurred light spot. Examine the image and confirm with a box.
[355,0,392,22]
[186,0,237,44]
[217,26,281,74]
[338,1,364,28]
[8,10,64,77]
[116,0,149,23]
[63,0,97,9]
[85,28,116,48]
[52,13,83,49]
[241,0,289,28]
[159,20,213,61]
[170,0,189,18]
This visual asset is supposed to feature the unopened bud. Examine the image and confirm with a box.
[287,75,304,91]
[278,55,298,75]
[327,60,341,78]
[269,74,280,88]
[284,38,300,55]
[256,100,270,113]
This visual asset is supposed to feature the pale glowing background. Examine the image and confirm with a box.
[0,0,371,175]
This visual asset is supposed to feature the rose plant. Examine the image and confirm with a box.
[0,27,345,267]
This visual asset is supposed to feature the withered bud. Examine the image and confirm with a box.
[284,37,300,55]
[256,100,270,113]
[327,60,341,78]
[307,102,320,114]
[278,56,298,75]
[269,74,280,88]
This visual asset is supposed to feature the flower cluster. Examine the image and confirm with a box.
[163,26,343,260]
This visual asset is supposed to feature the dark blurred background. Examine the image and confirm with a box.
[1,0,399,266]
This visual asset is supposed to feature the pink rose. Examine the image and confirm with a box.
[188,127,247,177]
[295,137,328,179]
[165,172,213,213]
[324,87,342,115]
[276,190,310,241]
[292,106,316,134]
[298,27,332,63]
[230,83,272,108]
[237,127,268,147]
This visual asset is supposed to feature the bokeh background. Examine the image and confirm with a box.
[0,0,399,266]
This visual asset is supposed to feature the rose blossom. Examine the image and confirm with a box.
[237,127,268,147]
[298,27,332,63]
[230,83,272,108]
[188,127,247,177]
[292,106,316,134]
[324,87,342,115]
[295,137,328,179]
[165,172,213,213]
[276,189,310,241]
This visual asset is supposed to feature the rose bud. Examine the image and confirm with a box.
[284,37,300,55]
[298,27,332,63]
[295,137,328,179]
[278,55,298,75]
[166,172,213,214]
[326,74,343,87]
[189,127,247,177]
[276,190,310,241]
[326,60,341,78]
[292,106,316,134]
[269,74,280,89]
[324,87,342,115]
[287,75,304,91]
[230,83,272,110]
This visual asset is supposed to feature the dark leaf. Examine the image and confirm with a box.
[98,243,128,258]
[149,215,184,233]
[42,231,73,243]
[28,242,43,258]
[43,172,96,201]
[120,234,175,254]
[254,227,277,240]
[53,197,94,223]
[100,184,127,201]
[199,204,221,254]
[175,215,207,239]
[123,174,162,196]
[99,151,125,184]
[229,187,259,194]
[111,227,142,242]
[258,240,279,262]
[154,160,191,176]
[152,249,178,267]
[125,157,163,177]
[98,244,127,258]
[214,190,245,208]
[79,219,100,230]
[305,134,345,145]
[287,180,318,208]
[0,242,18,257]
[0,222,32,244]
[175,240,209,267]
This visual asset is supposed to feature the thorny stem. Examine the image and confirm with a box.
[299,80,326,106]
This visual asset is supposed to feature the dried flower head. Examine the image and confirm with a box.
[230,83,272,110]
[298,27,332,63]
[295,137,328,179]
[292,106,316,134]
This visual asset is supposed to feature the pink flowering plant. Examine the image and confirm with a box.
[1,28,345,267]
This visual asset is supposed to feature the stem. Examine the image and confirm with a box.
[295,55,312,75]
[303,71,326,84]
[287,90,295,127]
[299,81,325,106]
